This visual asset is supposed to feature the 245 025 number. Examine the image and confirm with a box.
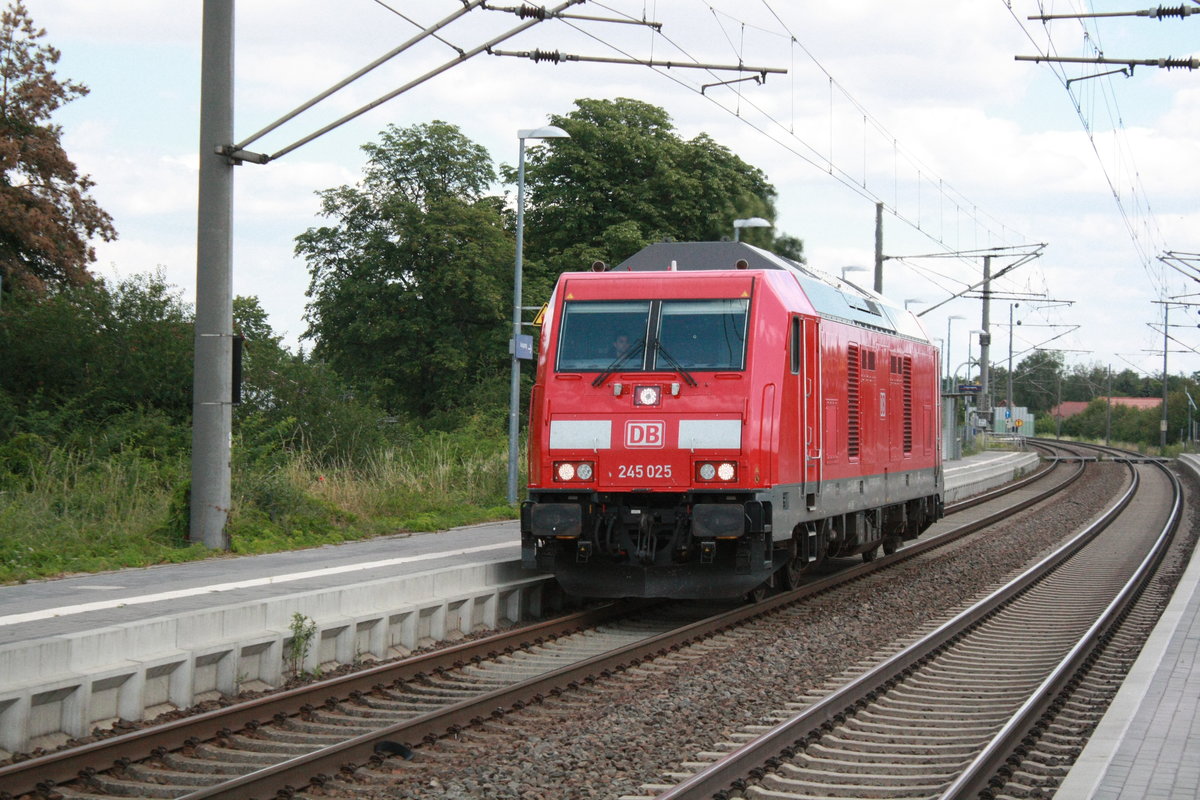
[617,464,673,479]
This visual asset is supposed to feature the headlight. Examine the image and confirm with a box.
[634,385,661,406]
[696,461,737,482]
[553,461,595,482]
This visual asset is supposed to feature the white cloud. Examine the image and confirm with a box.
[29,0,1200,373]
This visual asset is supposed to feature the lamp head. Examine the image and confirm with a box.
[518,125,570,140]
[733,217,772,230]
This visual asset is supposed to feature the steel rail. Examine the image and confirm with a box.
[653,456,1143,799]
[0,601,647,794]
[939,456,1184,798]
[0,445,1078,799]
[166,445,1094,800]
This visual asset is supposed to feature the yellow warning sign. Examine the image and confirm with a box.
[532,303,547,327]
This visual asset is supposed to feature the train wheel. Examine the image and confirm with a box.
[780,528,806,590]
[882,536,901,556]
[745,582,769,603]
[781,558,803,590]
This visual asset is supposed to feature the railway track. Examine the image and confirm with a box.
[637,446,1183,799]
[0,442,1117,800]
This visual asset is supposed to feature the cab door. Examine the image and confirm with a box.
[793,316,822,507]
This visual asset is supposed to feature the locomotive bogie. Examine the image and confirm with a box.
[522,242,944,600]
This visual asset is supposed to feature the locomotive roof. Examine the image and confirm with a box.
[614,241,931,342]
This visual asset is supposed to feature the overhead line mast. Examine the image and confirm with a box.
[191,0,787,548]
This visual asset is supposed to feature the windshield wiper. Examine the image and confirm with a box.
[591,338,645,387]
[653,340,698,387]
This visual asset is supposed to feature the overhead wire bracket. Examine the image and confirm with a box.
[1015,54,1200,71]
[488,48,786,75]
[1066,66,1131,86]
[701,74,763,94]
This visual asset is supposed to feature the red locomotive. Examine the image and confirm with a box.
[520,241,943,599]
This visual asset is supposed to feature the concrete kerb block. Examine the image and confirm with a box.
[351,614,387,662]
[63,625,144,676]
[24,675,88,748]
[416,601,449,648]
[473,592,499,632]
[386,605,419,657]
[0,638,73,694]
[316,616,355,671]
[190,643,237,702]
[136,651,192,717]
[85,664,141,733]
[0,693,31,753]
[176,603,271,654]
[236,634,284,691]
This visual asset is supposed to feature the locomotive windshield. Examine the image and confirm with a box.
[556,298,749,372]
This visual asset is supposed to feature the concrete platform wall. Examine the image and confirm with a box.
[0,450,1038,755]
[943,451,1040,502]
[0,561,561,754]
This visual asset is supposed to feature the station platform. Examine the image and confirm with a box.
[1055,453,1200,799]
[0,447,1036,755]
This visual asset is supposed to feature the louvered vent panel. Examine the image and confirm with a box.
[903,356,913,453]
[848,344,861,459]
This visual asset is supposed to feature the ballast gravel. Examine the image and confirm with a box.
[322,462,1137,800]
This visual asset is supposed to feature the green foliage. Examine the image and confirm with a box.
[297,121,512,423]
[1011,350,1065,414]
[516,97,803,291]
[285,612,318,678]
[0,413,518,584]
[0,273,192,426]
[0,441,204,583]
[0,1,116,294]
[1009,349,1200,449]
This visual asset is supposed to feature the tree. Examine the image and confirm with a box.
[516,98,803,292]
[0,2,115,295]
[0,272,192,431]
[1012,350,1065,414]
[296,121,513,423]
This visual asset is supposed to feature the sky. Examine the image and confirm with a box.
[33,0,1200,387]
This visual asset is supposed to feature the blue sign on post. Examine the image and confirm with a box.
[513,334,534,360]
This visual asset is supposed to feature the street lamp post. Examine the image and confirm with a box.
[1007,302,1019,418]
[732,217,771,242]
[508,125,570,506]
[903,298,923,310]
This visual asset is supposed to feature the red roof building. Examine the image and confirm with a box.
[1049,397,1162,419]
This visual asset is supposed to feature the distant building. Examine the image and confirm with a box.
[1049,397,1162,419]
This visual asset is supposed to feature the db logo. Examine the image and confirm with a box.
[625,420,666,448]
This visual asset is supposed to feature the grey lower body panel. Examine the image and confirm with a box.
[761,466,942,543]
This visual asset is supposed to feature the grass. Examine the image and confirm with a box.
[4,419,1192,585]
[0,431,518,584]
